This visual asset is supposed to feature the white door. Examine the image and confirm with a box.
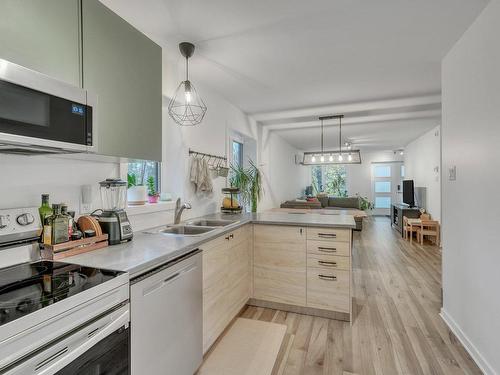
[372,162,403,216]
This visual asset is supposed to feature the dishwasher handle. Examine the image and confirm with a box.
[142,263,198,297]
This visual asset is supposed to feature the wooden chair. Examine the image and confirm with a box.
[403,216,419,242]
[418,220,440,246]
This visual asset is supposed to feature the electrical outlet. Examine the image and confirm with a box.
[449,166,456,181]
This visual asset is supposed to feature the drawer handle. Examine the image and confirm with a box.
[318,233,337,238]
[318,260,337,267]
[318,246,337,253]
[318,274,337,281]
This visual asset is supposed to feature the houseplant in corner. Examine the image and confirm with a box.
[356,193,374,211]
[230,160,263,213]
[147,176,160,203]
[127,173,148,205]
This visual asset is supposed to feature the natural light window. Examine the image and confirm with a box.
[311,165,347,196]
[375,181,391,193]
[375,196,391,208]
[374,165,391,178]
[127,161,160,193]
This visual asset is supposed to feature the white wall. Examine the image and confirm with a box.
[404,126,441,220]
[258,128,309,210]
[441,1,500,373]
[346,150,403,204]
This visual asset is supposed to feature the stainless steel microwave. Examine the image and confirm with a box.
[0,59,97,155]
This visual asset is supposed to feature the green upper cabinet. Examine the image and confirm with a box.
[0,0,81,86]
[81,0,162,161]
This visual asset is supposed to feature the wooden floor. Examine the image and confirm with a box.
[238,217,482,375]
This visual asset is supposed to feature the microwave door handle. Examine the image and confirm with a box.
[26,308,129,375]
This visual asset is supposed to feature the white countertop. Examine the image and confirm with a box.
[65,212,355,278]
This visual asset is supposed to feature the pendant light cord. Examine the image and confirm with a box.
[186,56,189,81]
[321,118,324,154]
[339,116,342,155]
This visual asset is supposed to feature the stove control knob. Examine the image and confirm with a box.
[0,215,10,229]
[17,213,35,226]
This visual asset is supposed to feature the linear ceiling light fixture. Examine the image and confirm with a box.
[168,42,207,126]
[301,115,361,165]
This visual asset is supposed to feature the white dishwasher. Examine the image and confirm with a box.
[130,250,202,375]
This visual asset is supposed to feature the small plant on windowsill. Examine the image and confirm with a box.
[127,173,148,206]
[147,176,160,204]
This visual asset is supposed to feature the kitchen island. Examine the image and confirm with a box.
[66,211,356,354]
[65,212,355,278]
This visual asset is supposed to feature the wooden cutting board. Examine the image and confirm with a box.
[77,215,102,236]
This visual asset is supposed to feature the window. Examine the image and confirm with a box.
[401,165,405,178]
[311,165,347,197]
[375,196,391,209]
[127,161,160,192]
[232,141,243,167]
[375,181,391,193]
[374,165,391,178]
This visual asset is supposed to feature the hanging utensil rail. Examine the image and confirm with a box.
[189,148,228,170]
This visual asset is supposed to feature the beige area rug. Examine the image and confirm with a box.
[198,318,287,375]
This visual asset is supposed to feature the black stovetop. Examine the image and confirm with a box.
[0,261,121,327]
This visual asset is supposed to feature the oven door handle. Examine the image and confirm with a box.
[4,305,129,375]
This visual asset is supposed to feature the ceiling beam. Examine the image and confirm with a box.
[263,109,441,131]
[251,94,441,123]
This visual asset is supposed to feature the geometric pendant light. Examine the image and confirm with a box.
[168,42,207,126]
[301,114,362,165]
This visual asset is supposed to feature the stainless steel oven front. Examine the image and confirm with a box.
[1,304,130,375]
[0,59,97,154]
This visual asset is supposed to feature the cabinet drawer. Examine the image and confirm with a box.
[307,269,350,313]
[307,240,350,257]
[307,253,350,271]
[307,227,350,242]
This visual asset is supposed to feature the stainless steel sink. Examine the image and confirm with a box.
[185,219,238,227]
[159,225,216,236]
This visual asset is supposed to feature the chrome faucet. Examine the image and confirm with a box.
[174,198,192,224]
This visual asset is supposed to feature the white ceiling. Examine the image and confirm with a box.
[100,0,487,150]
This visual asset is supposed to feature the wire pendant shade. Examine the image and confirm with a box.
[168,42,207,126]
[168,80,207,126]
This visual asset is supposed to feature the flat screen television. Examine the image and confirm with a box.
[402,180,415,207]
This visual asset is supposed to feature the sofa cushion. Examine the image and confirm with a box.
[327,197,361,209]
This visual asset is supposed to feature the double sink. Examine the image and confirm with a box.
[159,219,238,236]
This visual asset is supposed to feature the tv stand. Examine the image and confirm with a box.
[391,204,421,235]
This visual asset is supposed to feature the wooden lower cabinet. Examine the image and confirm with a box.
[202,225,251,353]
[306,268,350,312]
[253,225,306,306]
[252,224,353,321]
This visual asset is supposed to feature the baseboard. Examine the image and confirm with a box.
[440,308,497,375]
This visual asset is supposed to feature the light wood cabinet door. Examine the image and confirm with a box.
[307,269,350,313]
[306,239,351,257]
[253,225,306,306]
[307,253,350,271]
[202,225,251,353]
[306,227,351,242]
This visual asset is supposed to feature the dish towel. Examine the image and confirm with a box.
[190,156,200,188]
[198,158,213,193]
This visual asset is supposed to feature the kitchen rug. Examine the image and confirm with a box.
[197,318,287,375]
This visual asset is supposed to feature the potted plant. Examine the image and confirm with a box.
[147,176,160,203]
[356,193,374,211]
[230,160,263,212]
[127,173,148,205]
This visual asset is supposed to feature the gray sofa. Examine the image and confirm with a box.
[317,196,364,231]
[280,196,365,231]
